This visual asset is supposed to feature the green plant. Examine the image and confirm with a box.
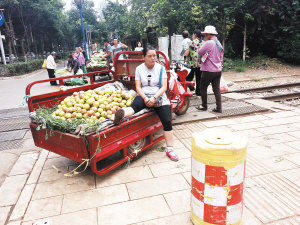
[253,78,262,82]
[264,77,274,81]
[234,67,246,72]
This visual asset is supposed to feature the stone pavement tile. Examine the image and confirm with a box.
[129,147,191,168]
[247,140,259,149]
[267,216,300,225]
[201,119,238,128]
[127,174,190,200]
[163,189,190,214]
[0,151,18,186]
[96,165,153,188]
[62,184,129,214]
[38,165,94,183]
[98,195,172,225]
[22,208,97,225]
[185,122,207,132]
[235,129,264,138]
[0,174,28,207]
[248,133,299,146]
[288,130,300,139]
[182,172,191,185]
[256,124,299,135]
[9,152,39,176]
[260,116,300,126]
[252,173,300,214]
[0,206,11,225]
[283,153,300,166]
[22,138,41,151]
[32,174,95,200]
[180,138,192,151]
[290,122,300,129]
[279,168,300,186]
[173,129,193,139]
[134,212,193,225]
[43,157,79,170]
[23,196,63,222]
[47,152,62,159]
[222,92,252,99]
[9,184,35,221]
[245,155,273,177]
[257,156,299,172]
[233,114,270,123]
[247,143,299,159]
[173,124,187,130]
[228,121,268,131]
[27,150,49,185]
[243,206,262,225]
[264,111,299,119]
[7,221,21,225]
[149,158,191,177]
[244,177,296,224]
[285,140,300,150]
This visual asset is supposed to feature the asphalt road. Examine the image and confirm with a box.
[0,62,67,110]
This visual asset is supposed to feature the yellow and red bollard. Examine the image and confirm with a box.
[191,129,247,225]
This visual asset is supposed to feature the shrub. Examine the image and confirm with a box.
[234,67,246,72]
[4,59,44,77]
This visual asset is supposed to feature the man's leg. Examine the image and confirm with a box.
[199,71,212,109]
[48,69,57,85]
[195,68,201,97]
[185,68,195,92]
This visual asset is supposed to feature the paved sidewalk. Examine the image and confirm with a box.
[1,108,300,225]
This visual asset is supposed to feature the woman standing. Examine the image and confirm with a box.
[113,46,178,161]
[74,47,85,68]
[46,52,57,86]
[135,42,143,51]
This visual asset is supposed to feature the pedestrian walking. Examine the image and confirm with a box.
[113,45,178,161]
[46,52,58,86]
[184,29,203,97]
[196,25,224,113]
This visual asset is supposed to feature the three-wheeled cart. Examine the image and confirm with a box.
[26,51,194,175]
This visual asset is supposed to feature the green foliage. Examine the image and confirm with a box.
[253,78,262,82]
[5,59,44,76]
[234,67,246,72]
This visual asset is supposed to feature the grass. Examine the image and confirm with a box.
[234,67,246,72]
[253,78,262,82]
[264,77,274,81]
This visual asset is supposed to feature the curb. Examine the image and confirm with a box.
[0,61,66,81]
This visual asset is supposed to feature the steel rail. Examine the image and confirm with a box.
[261,92,300,101]
[228,82,300,93]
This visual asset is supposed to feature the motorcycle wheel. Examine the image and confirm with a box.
[175,96,190,116]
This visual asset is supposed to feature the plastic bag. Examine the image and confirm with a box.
[71,77,85,86]
[83,65,87,73]
[169,70,185,95]
[220,76,228,93]
[42,59,47,69]
[76,68,84,75]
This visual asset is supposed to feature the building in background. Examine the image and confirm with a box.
[99,0,107,19]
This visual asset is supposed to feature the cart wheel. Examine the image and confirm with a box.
[128,137,146,155]
[175,96,190,116]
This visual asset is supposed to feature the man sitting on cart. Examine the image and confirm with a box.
[113,45,178,161]
[67,54,81,75]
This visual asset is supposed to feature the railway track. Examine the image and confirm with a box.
[229,82,300,103]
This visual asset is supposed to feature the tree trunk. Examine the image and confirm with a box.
[34,36,38,59]
[20,39,27,62]
[243,22,246,62]
[222,15,226,51]
[26,30,31,54]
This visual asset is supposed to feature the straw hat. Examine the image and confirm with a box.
[201,26,218,35]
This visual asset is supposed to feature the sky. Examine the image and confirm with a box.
[62,0,99,11]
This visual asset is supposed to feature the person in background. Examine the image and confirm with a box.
[102,39,113,64]
[196,25,224,113]
[74,47,85,68]
[184,29,203,98]
[182,30,191,53]
[135,42,143,51]
[111,37,128,60]
[113,45,178,161]
[67,54,81,75]
[46,51,57,86]
[79,47,86,62]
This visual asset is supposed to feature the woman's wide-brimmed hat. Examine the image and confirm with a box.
[201,26,218,35]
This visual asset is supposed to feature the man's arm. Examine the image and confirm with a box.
[197,41,213,56]
[120,42,128,49]
[102,51,111,59]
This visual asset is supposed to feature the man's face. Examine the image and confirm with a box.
[104,42,108,46]
[76,49,79,53]
[69,58,73,61]
[113,39,118,45]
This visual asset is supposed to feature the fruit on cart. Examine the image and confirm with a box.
[87,51,107,69]
[51,88,134,122]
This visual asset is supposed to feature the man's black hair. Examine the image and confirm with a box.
[182,30,189,39]
[193,29,203,38]
[113,37,118,40]
[103,39,109,43]
[142,45,156,57]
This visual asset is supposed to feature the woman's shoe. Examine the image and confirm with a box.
[166,150,179,161]
[113,109,125,125]
[195,105,207,111]
[212,108,222,113]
